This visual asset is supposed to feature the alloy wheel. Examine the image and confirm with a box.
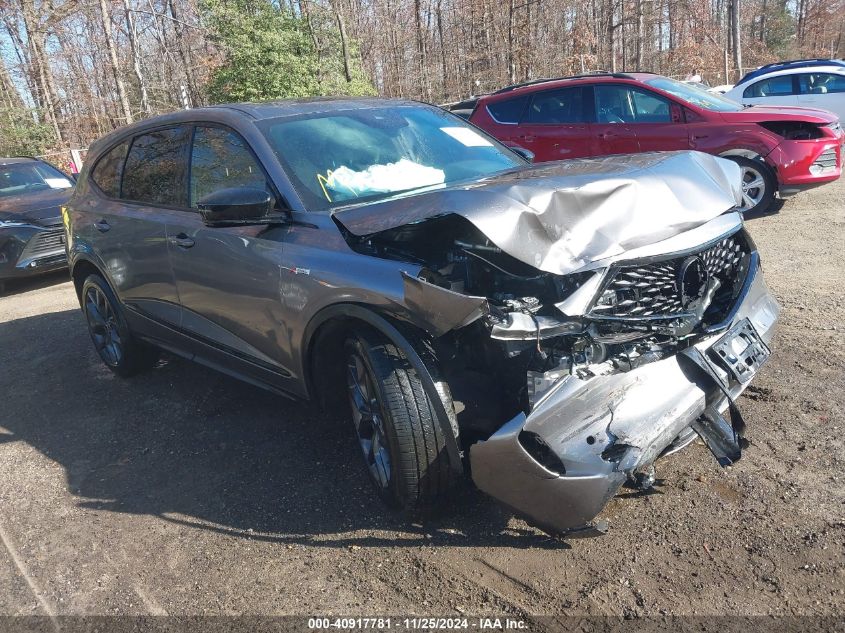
[85,285,123,366]
[739,164,767,210]
[346,351,392,490]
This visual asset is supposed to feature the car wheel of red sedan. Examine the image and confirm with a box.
[729,157,776,214]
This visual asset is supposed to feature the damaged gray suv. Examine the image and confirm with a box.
[65,99,779,536]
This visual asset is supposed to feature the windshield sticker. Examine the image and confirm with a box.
[440,127,494,147]
[45,178,73,189]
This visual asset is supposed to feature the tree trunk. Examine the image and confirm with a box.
[168,0,200,106]
[435,0,448,96]
[19,7,63,142]
[336,5,353,82]
[414,0,428,98]
[507,0,516,84]
[122,0,149,115]
[730,0,742,80]
[635,0,644,70]
[299,0,322,89]
[98,0,133,123]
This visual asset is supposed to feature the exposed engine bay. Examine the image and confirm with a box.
[349,212,754,437]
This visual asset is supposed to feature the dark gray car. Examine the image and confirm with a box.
[1,157,74,291]
[65,98,779,536]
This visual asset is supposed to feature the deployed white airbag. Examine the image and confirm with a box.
[326,159,445,199]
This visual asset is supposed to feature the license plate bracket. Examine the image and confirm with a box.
[710,318,770,384]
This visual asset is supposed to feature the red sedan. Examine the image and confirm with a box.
[468,72,843,213]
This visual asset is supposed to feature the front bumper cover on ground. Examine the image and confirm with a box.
[469,259,779,536]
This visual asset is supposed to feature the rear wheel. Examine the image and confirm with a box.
[344,329,458,512]
[728,156,776,214]
[81,274,158,377]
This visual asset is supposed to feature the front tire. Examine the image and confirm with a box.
[728,156,776,214]
[344,329,458,512]
[81,274,158,377]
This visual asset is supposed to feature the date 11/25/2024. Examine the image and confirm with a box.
[307,617,528,630]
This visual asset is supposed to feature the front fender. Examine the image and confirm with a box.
[301,302,463,474]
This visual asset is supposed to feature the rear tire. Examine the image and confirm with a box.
[81,274,158,377]
[727,156,776,214]
[343,329,458,513]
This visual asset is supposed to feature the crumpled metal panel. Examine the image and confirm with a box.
[334,151,742,275]
[469,262,780,535]
[401,272,488,336]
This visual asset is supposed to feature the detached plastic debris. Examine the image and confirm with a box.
[326,159,445,200]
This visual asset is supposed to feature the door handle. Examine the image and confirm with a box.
[518,135,536,142]
[692,134,709,140]
[93,219,110,233]
[597,132,616,139]
[169,233,195,249]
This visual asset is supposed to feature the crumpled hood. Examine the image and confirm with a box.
[334,151,742,275]
[0,187,72,226]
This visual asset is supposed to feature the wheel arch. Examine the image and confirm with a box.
[302,303,463,474]
[718,148,764,160]
[70,256,106,304]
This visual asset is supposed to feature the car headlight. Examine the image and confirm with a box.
[0,220,31,228]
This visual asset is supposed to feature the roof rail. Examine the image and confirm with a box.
[492,71,638,95]
[738,58,845,84]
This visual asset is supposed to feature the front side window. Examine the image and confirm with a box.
[260,105,522,210]
[798,72,845,94]
[595,85,674,124]
[190,127,272,207]
[525,87,587,124]
[121,127,189,206]
[743,75,795,98]
[0,162,73,198]
[91,142,129,198]
[629,89,671,122]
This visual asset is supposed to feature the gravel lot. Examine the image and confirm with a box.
[0,178,843,622]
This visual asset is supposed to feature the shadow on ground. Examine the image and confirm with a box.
[743,197,786,221]
[0,270,70,297]
[0,308,567,550]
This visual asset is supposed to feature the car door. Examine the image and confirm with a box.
[622,86,690,152]
[740,75,799,108]
[165,123,294,390]
[510,86,593,161]
[85,128,187,331]
[592,84,641,155]
[796,71,845,121]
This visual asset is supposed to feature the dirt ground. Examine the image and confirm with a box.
[0,178,843,623]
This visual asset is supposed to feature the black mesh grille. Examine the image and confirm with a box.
[590,233,750,320]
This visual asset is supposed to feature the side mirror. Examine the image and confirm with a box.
[670,104,684,123]
[197,187,281,227]
[510,146,535,163]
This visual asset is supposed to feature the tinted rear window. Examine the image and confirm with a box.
[486,96,529,123]
[121,127,188,206]
[526,87,587,124]
[90,142,129,197]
